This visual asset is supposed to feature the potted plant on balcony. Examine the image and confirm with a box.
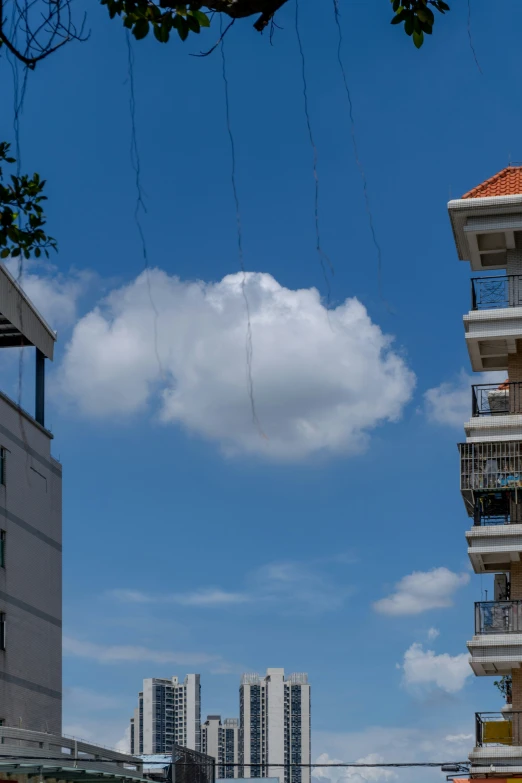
[495,675,512,716]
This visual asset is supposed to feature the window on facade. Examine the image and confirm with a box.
[0,449,5,486]
[0,531,4,568]
[0,614,5,650]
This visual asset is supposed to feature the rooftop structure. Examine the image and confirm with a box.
[0,726,144,783]
[0,262,61,731]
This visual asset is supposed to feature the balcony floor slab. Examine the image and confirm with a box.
[468,634,522,674]
[467,524,522,573]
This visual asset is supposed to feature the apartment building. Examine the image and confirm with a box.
[449,165,522,778]
[0,264,62,732]
[239,669,310,783]
[130,674,201,754]
[202,715,239,778]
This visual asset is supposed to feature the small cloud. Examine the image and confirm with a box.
[63,636,220,666]
[400,642,471,694]
[427,627,440,641]
[314,753,396,783]
[108,556,353,616]
[424,369,506,427]
[108,588,249,607]
[444,733,473,744]
[373,567,469,616]
[115,727,131,754]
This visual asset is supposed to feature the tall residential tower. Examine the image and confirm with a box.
[449,165,522,778]
[130,674,201,754]
[239,669,310,783]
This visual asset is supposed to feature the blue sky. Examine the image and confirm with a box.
[0,0,520,780]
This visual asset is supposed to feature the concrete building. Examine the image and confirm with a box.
[0,264,62,732]
[131,675,201,754]
[239,669,310,783]
[449,165,522,778]
[202,716,239,778]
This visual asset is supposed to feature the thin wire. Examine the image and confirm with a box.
[294,0,333,303]
[219,15,265,438]
[0,757,471,767]
[467,0,482,74]
[125,30,164,377]
[332,0,385,303]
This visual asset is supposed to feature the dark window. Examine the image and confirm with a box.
[0,614,6,649]
[0,531,5,568]
[0,448,6,486]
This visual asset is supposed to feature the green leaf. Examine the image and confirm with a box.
[0,248,9,259]
[174,14,189,40]
[191,9,210,27]
[404,13,414,34]
[186,13,200,33]
[413,28,424,47]
[133,17,149,38]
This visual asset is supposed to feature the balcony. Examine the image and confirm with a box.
[471,276,522,310]
[459,441,522,515]
[471,711,522,773]
[467,493,522,573]
[475,601,522,634]
[471,381,522,416]
[464,278,522,371]
[475,711,522,747]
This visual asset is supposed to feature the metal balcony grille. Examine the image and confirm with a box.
[471,275,522,310]
[472,381,522,416]
[475,601,522,633]
[476,711,522,747]
[459,441,522,514]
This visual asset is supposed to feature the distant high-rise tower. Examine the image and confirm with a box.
[239,669,310,783]
[130,674,201,754]
[202,715,239,778]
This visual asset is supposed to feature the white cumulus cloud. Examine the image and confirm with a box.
[400,642,471,693]
[427,627,440,641]
[424,369,506,427]
[53,269,415,461]
[373,567,469,615]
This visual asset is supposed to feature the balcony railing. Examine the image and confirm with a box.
[475,601,522,633]
[476,711,522,747]
[472,381,522,416]
[471,275,522,310]
[460,441,522,492]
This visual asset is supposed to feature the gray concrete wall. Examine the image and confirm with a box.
[0,392,62,732]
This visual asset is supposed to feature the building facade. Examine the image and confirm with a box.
[449,165,522,777]
[131,675,201,754]
[239,669,310,783]
[0,264,62,732]
[202,716,239,778]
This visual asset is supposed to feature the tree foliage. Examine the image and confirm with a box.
[390,0,450,49]
[101,0,451,46]
[0,143,56,261]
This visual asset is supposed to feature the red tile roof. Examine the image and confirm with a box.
[463,165,522,198]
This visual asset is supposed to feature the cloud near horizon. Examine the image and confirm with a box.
[49,268,415,461]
